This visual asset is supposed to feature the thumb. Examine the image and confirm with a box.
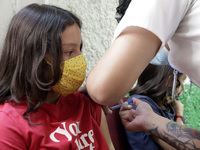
[132,98,142,107]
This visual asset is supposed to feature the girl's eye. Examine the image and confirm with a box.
[65,50,73,55]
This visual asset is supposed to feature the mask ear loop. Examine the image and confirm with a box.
[168,62,183,102]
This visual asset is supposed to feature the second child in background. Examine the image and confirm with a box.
[121,64,186,150]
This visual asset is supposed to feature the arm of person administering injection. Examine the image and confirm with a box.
[86,26,161,105]
[119,98,200,150]
[150,99,185,150]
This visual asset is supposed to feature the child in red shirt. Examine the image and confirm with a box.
[0,4,114,150]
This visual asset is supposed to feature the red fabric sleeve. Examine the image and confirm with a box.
[0,111,27,149]
[88,97,102,126]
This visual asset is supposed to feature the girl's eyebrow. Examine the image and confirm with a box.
[62,43,77,46]
[62,42,82,48]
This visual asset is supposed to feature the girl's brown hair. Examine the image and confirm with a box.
[0,4,81,122]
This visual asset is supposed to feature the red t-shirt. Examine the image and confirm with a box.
[0,92,109,150]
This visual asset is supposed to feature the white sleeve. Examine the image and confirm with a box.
[113,0,192,47]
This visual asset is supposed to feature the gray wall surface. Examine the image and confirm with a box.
[0,0,45,50]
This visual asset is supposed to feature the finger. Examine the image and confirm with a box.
[131,109,137,116]
[125,110,135,122]
[120,104,133,111]
[119,108,134,120]
[132,98,143,106]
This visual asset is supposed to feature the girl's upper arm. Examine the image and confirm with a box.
[100,109,115,150]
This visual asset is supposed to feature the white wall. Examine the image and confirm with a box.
[0,0,118,75]
[0,0,45,50]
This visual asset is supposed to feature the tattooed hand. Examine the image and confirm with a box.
[119,98,156,132]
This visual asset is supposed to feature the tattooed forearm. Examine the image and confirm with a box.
[149,121,200,150]
[166,121,200,140]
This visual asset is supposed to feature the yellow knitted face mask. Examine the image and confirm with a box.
[52,54,87,96]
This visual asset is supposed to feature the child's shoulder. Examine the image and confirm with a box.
[0,100,27,117]
[70,91,92,102]
[67,91,101,109]
[0,101,27,129]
